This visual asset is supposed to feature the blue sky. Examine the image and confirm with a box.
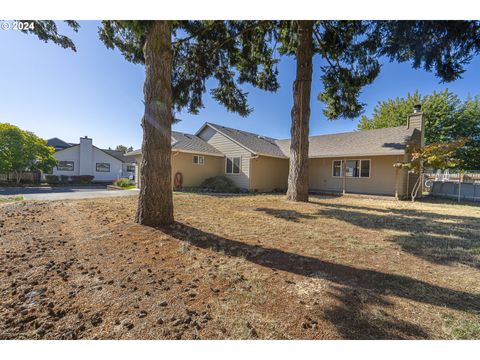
[1,20,479,150]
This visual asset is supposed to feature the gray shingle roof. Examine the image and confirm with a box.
[127,124,416,159]
[276,126,416,158]
[47,137,73,150]
[205,123,287,157]
[122,132,224,157]
[171,131,223,155]
[103,149,136,163]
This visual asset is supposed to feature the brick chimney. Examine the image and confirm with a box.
[79,136,93,175]
[407,104,425,147]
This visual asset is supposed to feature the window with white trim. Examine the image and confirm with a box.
[193,155,204,165]
[332,159,370,178]
[225,156,240,174]
[57,161,74,171]
[96,163,111,172]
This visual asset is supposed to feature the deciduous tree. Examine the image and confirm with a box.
[358,90,480,169]
[394,138,468,201]
[0,123,57,184]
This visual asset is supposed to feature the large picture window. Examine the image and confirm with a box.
[225,157,240,174]
[57,161,74,171]
[332,159,370,178]
[96,163,111,172]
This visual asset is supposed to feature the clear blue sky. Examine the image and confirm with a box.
[1,20,479,150]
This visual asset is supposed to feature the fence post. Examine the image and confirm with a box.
[458,171,463,203]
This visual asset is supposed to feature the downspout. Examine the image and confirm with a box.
[249,154,259,190]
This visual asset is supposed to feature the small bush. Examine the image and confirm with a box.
[60,175,70,184]
[70,175,94,184]
[114,178,133,188]
[200,176,240,193]
[45,175,59,184]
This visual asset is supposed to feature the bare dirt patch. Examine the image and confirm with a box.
[1,194,479,339]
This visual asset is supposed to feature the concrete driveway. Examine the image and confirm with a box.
[0,186,139,201]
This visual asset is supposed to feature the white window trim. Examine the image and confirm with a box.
[225,156,241,175]
[57,160,75,171]
[193,155,204,165]
[332,159,371,179]
[96,162,111,172]
[332,160,344,178]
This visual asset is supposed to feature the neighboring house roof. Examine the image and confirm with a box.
[103,149,136,163]
[276,126,416,158]
[198,123,287,158]
[47,137,73,150]
[48,137,136,163]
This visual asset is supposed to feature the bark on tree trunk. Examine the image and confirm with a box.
[286,21,314,202]
[135,21,174,227]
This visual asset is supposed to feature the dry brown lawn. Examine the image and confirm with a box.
[1,193,479,339]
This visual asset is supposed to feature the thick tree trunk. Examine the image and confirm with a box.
[135,21,174,227]
[286,21,314,202]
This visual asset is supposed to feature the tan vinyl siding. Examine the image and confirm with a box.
[172,152,223,187]
[249,156,289,191]
[199,129,252,189]
[309,155,408,197]
[132,152,223,189]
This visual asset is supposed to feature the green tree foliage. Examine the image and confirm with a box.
[20,20,80,51]
[115,145,133,153]
[99,21,279,117]
[0,123,57,184]
[394,138,468,201]
[378,21,480,82]
[358,90,480,169]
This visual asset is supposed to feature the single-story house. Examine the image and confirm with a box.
[127,109,425,198]
[45,136,136,182]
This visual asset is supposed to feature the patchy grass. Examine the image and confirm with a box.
[442,314,480,339]
[0,196,23,203]
[0,193,479,339]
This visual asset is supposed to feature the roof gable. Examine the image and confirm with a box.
[197,123,287,158]
[47,137,73,150]
[171,131,223,156]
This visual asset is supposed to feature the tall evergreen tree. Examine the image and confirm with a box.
[276,21,382,201]
[99,21,279,227]
[276,20,480,202]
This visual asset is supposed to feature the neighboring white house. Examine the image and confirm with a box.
[45,136,136,182]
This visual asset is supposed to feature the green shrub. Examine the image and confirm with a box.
[200,176,240,193]
[45,175,59,184]
[60,175,70,184]
[114,178,133,188]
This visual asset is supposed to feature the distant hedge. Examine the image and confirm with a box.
[45,175,94,184]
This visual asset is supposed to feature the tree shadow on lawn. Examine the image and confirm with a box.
[255,207,316,222]
[165,223,480,338]
[312,202,480,269]
[165,223,480,311]
[322,285,429,339]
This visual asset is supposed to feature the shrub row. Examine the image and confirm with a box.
[45,175,94,184]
